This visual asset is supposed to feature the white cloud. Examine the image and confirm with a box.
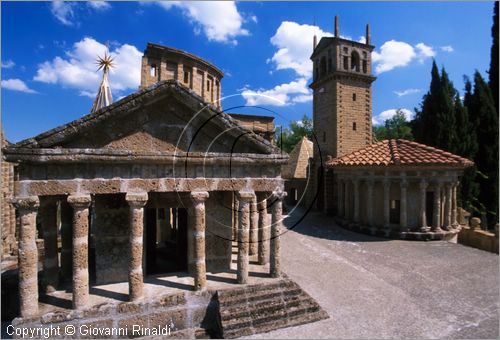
[393,88,422,97]
[51,0,76,26]
[1,60,15,69]
[241,78,312,107]
[372,108,414,125]
[372,40,416,74]
[415,42,435,62]
[1,79,37,94]
[34,37,142,95]
[372,40,435,74]
[51,1,111,26]
[156,1,248,44]
[269,21,332,78]
[87,1,110,10]
[441,45,454,53]
[250,15,258,23]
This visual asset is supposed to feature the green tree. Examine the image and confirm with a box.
[412,61,458,152]
[465,71,499,225]
[373,109,413,141]
[276,114,313,153]
[489,2,499,112]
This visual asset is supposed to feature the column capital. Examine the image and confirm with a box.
[126,192,149,207]
[12,196,40,211]
[190,190,209,203]
[237,190,255,202]
[271,188,287,201]
[67,194,91,209]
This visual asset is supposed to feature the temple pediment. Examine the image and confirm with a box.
[4,81,281,159]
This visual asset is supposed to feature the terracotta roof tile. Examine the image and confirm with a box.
[326,139,474,168]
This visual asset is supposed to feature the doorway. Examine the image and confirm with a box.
[426,191,434,227]
[145,207,188,275]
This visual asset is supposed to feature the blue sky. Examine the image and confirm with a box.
[1,1,495,143]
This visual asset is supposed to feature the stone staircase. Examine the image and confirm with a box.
[216,279,328,338]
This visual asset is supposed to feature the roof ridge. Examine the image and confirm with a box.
[390,139,401,164]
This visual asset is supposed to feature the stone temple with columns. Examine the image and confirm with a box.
[2,43,328,337]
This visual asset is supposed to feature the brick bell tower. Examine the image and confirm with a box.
[307,16,376,212]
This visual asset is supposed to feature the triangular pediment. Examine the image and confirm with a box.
[7,81,280,156]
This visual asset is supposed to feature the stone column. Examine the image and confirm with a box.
[237,191,254,284]
[432,183,443,232]
[13,196,40,318]
[190,191,208,290]
[419,179,428,231]
[337,178,344,217]
[270,189,286,278]
[249,196,258,256]
[40,197,59,293]
[452,182,458,227]
[353,179,360,223]
[366,180,374,226]
[400,179,408,231]
[443,183,453,230]
[383,179,391,228]
[344,181,351,220]
[68,194,91,310]
[125,192,148,300]
[232,193,239,240]
[60,200,73,283]
[257,193,270,265]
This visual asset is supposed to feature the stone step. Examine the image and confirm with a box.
[217,282,300,307]
[219,293,309,321]
[223,310,329,339]
[222,299,320,332]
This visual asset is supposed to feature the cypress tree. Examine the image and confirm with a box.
[468,71,499,225]
[489,2,498,112]
[412,61,458,152]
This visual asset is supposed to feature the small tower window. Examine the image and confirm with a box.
[353,122,357,131]
[351,51,360,72]
[343,47,348,53]
[150,64,157,77]
[362,60,367,73]
[207,80,211,91]
[183,71,189,83]
[343,56,348,70]
[353,93,356,101]
[323,131,326,142]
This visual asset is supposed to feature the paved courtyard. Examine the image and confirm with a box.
[249,209,499,339]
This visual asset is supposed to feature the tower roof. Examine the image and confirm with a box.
[326,139,473,168]
[282,137,313,179]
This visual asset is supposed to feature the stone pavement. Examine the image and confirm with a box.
[248,210,499,339]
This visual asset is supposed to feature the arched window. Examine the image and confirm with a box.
[320,57,327,77]
[351,51,360,72]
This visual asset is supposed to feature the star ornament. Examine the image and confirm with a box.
[95,52,115,73]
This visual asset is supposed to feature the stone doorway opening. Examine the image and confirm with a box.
[145,206,188,275]
[426,191,434,226]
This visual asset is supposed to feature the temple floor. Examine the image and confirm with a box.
[37,244,274,315]
[248,209,499,339]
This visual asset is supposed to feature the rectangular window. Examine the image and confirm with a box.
[353,122,357,131]
[362,60,367,73]
[353,93,356,101]
[343,56,348,70]
[150,65,156,77]
[184,71,189,83]
[207,80,210,91]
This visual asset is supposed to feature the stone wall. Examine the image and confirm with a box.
[11,291,218,339]
[93,194,130,284]
[1,129,16,258]
[458,217,499,254]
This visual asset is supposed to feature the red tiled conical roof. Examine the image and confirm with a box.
[326,139,474,167]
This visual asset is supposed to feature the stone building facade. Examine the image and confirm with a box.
[140,43,223,110]
[3,45,289,320]
[1,129,16,258]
